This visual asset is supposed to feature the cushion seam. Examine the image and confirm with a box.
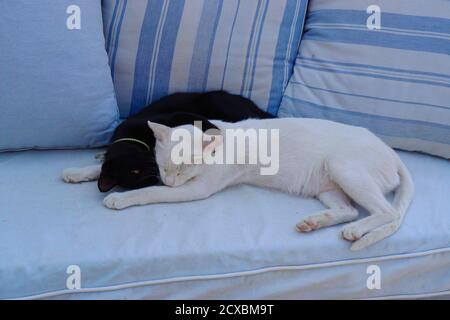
[9,246,450,300]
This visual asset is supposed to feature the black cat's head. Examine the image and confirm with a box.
[98,140,161,192]
[97,112,219,192]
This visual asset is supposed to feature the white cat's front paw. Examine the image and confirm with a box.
[62,168,85,183]
[341,224,364,242]
[103,193,132,210]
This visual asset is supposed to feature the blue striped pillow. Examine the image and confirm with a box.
[102,0,308,117]
[280,0,450,159]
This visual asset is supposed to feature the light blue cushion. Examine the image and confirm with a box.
[280,0,450,159]
[102,0,309,117]
[1,149,450,299]
[0,1,119,151]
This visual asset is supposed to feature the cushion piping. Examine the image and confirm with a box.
[8,246,450,300]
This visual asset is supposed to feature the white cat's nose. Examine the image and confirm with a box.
[165,176,176,186]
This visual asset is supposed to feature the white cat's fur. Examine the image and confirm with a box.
[63,118,414,250]
[62,165,102,183]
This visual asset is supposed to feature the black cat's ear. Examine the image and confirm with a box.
[98,169,117,192]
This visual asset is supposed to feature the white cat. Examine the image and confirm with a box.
[99,118,414,251]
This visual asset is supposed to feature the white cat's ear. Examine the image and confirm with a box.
[148,121,171,142]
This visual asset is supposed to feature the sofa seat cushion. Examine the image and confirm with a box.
[0,150,449,299]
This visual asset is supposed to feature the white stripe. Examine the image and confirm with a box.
[110,0,148,116]
[146,0,170,102]
[206,0,240,89]
[251,0,286,109]
[285,70,450,125]
[243,0,266,95]
[299,39,450,75]
[309,0,450,20]
[297,60,450,86]
[108,0,125,61]
[285,0,302,84]
[168,0,204,92]
[308,23,450,41]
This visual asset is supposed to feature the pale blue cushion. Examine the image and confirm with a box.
[0,1,119,151]
[1,149,449,299]
[280,0,450,159]
[102,0,309,117]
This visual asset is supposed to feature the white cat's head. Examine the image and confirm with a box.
[147,121,222,187]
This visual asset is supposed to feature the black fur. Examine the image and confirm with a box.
[98,91,274,192]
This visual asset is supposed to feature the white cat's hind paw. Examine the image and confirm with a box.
[296,218,319,232]
[341,224,365,242]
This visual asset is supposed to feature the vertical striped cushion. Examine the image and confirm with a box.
[102,0,308,117]
[280,0,450,159]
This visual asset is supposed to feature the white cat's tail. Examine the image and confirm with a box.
[392,161,414,225]
[351,160,414,251]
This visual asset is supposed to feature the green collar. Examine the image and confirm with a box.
[112,138,150,151]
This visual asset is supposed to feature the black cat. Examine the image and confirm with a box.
[98,91,274,192]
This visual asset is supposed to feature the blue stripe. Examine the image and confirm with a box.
[267,0,308,115]
[105,0,120,54]
[290,81,450,111]
[298,56,450,82]
[149,0,186,104]
[297,63,450,89]
[247,0,269,99]
[308,10,450,35]
[282,96,450,145]
[130,0,165,116]
[109,0,128,81]
[188,0,224,91]
[220,0,241,90]
[303,27,450,56]
[240,0,264,97]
